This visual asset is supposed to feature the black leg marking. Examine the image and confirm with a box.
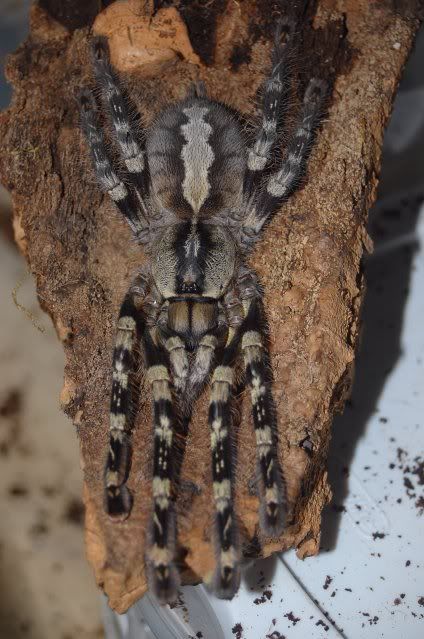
[144,331,180,603]
[79,90,149,241]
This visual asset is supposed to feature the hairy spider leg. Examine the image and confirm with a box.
[243,18,295,199]
[91,37,149,209]
[144,330,180,603]
[242,77,326,243]
[208,332,241,598]
[241,298,286,536]
[105,277,148,519]
[79,90,149,240]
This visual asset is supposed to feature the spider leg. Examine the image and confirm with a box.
[240,298,286,535]
[91,37,149,207]
[235,269,286,534]
[208,331,242,598]
[105,272,149,519]
[243,19,294,200]
[144,330,180,603]
[79,90,149,242]
[241,78,326,246]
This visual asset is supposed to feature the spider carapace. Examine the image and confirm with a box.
[79,20,325,604]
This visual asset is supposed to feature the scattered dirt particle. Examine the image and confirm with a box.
[397,448,407,462]
[232,623,243,638]
[30,522,49,537]
[411,457,424,485]
[316,619,329,632]
[394,598,401,605]
[0,389,22,455]
[266,632,285,639]
[196,632,203,638]
[415,496,424,514]
[254,589,273,604]
[404,476,415,492]
[372,532,386,540]
[284,612,300,626]
[323,575,333,590]
[64,497,85,525]
[418,597,424,607]
[406,560,411,566]
[41,484,59,498]
[0,389,22,418]
[8,482,29,497]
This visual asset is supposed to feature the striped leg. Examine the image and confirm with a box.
[208,335,241,598]
[243,19,294,199]
[241,299,286,536]
[105,276,148,519]
[241,78,326,244]
[144,332,179,603]
[79,90,149,241]
[91,38,148,204]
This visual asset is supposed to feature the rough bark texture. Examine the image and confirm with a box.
[0,0,421,614]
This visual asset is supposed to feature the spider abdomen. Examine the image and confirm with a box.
[147,98,246,217]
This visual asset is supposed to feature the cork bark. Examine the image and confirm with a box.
[0,0,421,614]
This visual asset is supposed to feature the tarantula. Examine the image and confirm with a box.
[79,22,325,604]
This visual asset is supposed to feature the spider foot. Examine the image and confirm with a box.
[304,78,327,105]
[212,548,241,600]
[259,498,286,538]
[105,484,133,521]
[147,553,180,605]
[91,35,110,64]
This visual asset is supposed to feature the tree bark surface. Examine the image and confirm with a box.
[0,0,421,613]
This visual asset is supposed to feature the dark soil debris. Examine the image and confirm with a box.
[415,496,424,515]
[232,623,243,638]
[372,532,386,540]
[316,619,329,632]
[254,589,273,604]
[284,612,300,626]
[8,482,29,497]
[323,575,333,590]
[64,497,85,525]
